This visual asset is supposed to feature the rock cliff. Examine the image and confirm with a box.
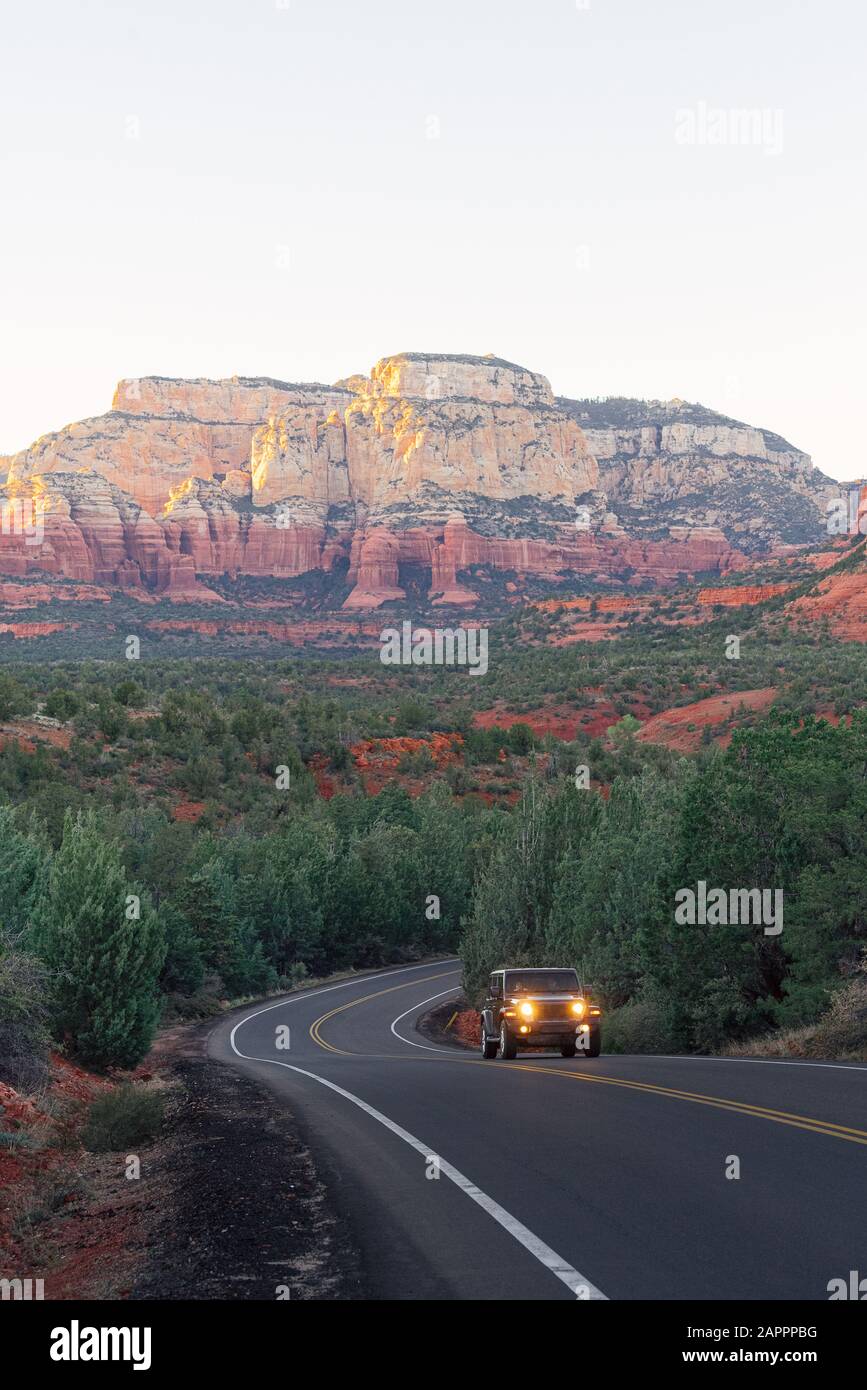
[0,353,839,609]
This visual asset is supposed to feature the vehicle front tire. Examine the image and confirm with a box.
[480,1021,498,1059]
[560,1039,577,1058]
[499,1022,517,1060]
[584,1028,601,1058]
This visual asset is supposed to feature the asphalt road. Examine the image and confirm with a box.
[209,959,867,1301]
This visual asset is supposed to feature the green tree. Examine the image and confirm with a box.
[0,806,49,937]
[175,857,274,997]
[33,811,166,1069]
[44,688,80,721]
[0,672,25,720]
[158,902,204,996]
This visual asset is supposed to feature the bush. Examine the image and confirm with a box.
[0,947,51,1091]
[396,747,435,776]
[809,961,867,1058]
[82,1084,165,1152]
[602,994,684,1054]
[160,971,225,1021]
[44,688,80,721]
[277,961,309,991]
[687,977,770,1054]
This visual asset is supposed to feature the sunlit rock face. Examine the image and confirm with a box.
[7,377,352,514]
[0,354,837,607]
[364,352,555,406]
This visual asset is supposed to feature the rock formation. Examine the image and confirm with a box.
[698,584,792,607]
[0,353,840,609]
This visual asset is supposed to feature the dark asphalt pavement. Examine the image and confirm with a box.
[209,959,867,1300]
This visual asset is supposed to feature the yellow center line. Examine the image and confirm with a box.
[308,969,461,1054]
[307,979,867,1147]
[504,1064,867,1146]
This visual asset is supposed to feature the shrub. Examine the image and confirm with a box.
[396,747,435,776]
[82,1084,165,1152]
[0,946,51,1091]
[809,960,867,1058]
[44,688,80,721]
[602,994,684,1054]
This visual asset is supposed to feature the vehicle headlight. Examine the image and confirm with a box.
[571,1000,586,1018]
[518,1001,534,1020]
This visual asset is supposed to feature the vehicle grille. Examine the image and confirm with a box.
[532,1001,574,1023]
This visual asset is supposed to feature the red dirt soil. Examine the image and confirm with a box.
[350,734,463,795]
[0,1055,124,1297]
[698,584,791,607]
[0,621,80,639]
[308,753,338,800]
[789,566,867,641]
[548,621,627,643]
[0,719,73,752]
[474,700,650,742]
[450,1009,480,1047]
[637,687,778,751]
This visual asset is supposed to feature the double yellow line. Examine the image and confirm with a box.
[309,969,459,1055]
[506,1064,867,1147]
[309,977,867,1148]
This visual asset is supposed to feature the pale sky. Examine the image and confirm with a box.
[1,0,864,479]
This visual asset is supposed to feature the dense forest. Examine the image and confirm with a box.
[2,601,867,1083]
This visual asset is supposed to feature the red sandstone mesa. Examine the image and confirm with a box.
[0,352,837,610]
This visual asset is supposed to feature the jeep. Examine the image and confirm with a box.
[479,967,602,1059]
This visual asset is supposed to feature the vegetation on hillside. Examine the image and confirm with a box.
[1,591,866,1072]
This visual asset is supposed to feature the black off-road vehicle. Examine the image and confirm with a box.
[480,968,602,1059]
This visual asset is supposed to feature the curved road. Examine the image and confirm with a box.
[209,958,867,1300]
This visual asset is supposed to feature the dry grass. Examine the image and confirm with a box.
[722,960,867,1061]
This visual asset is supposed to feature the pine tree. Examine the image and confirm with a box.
[0,806,48,938]
[175,857,274,997]
[33,811,165,1069]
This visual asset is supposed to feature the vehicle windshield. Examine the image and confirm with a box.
[504,971,580,995]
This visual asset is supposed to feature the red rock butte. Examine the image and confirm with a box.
[0,352,839,608]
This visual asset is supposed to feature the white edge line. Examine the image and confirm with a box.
[229,1051,607,1301]
[390,987,464,1053]
[654,1055,867,1074]
[227,969,607,1301]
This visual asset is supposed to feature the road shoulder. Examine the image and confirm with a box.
[131,1018,363,1300]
